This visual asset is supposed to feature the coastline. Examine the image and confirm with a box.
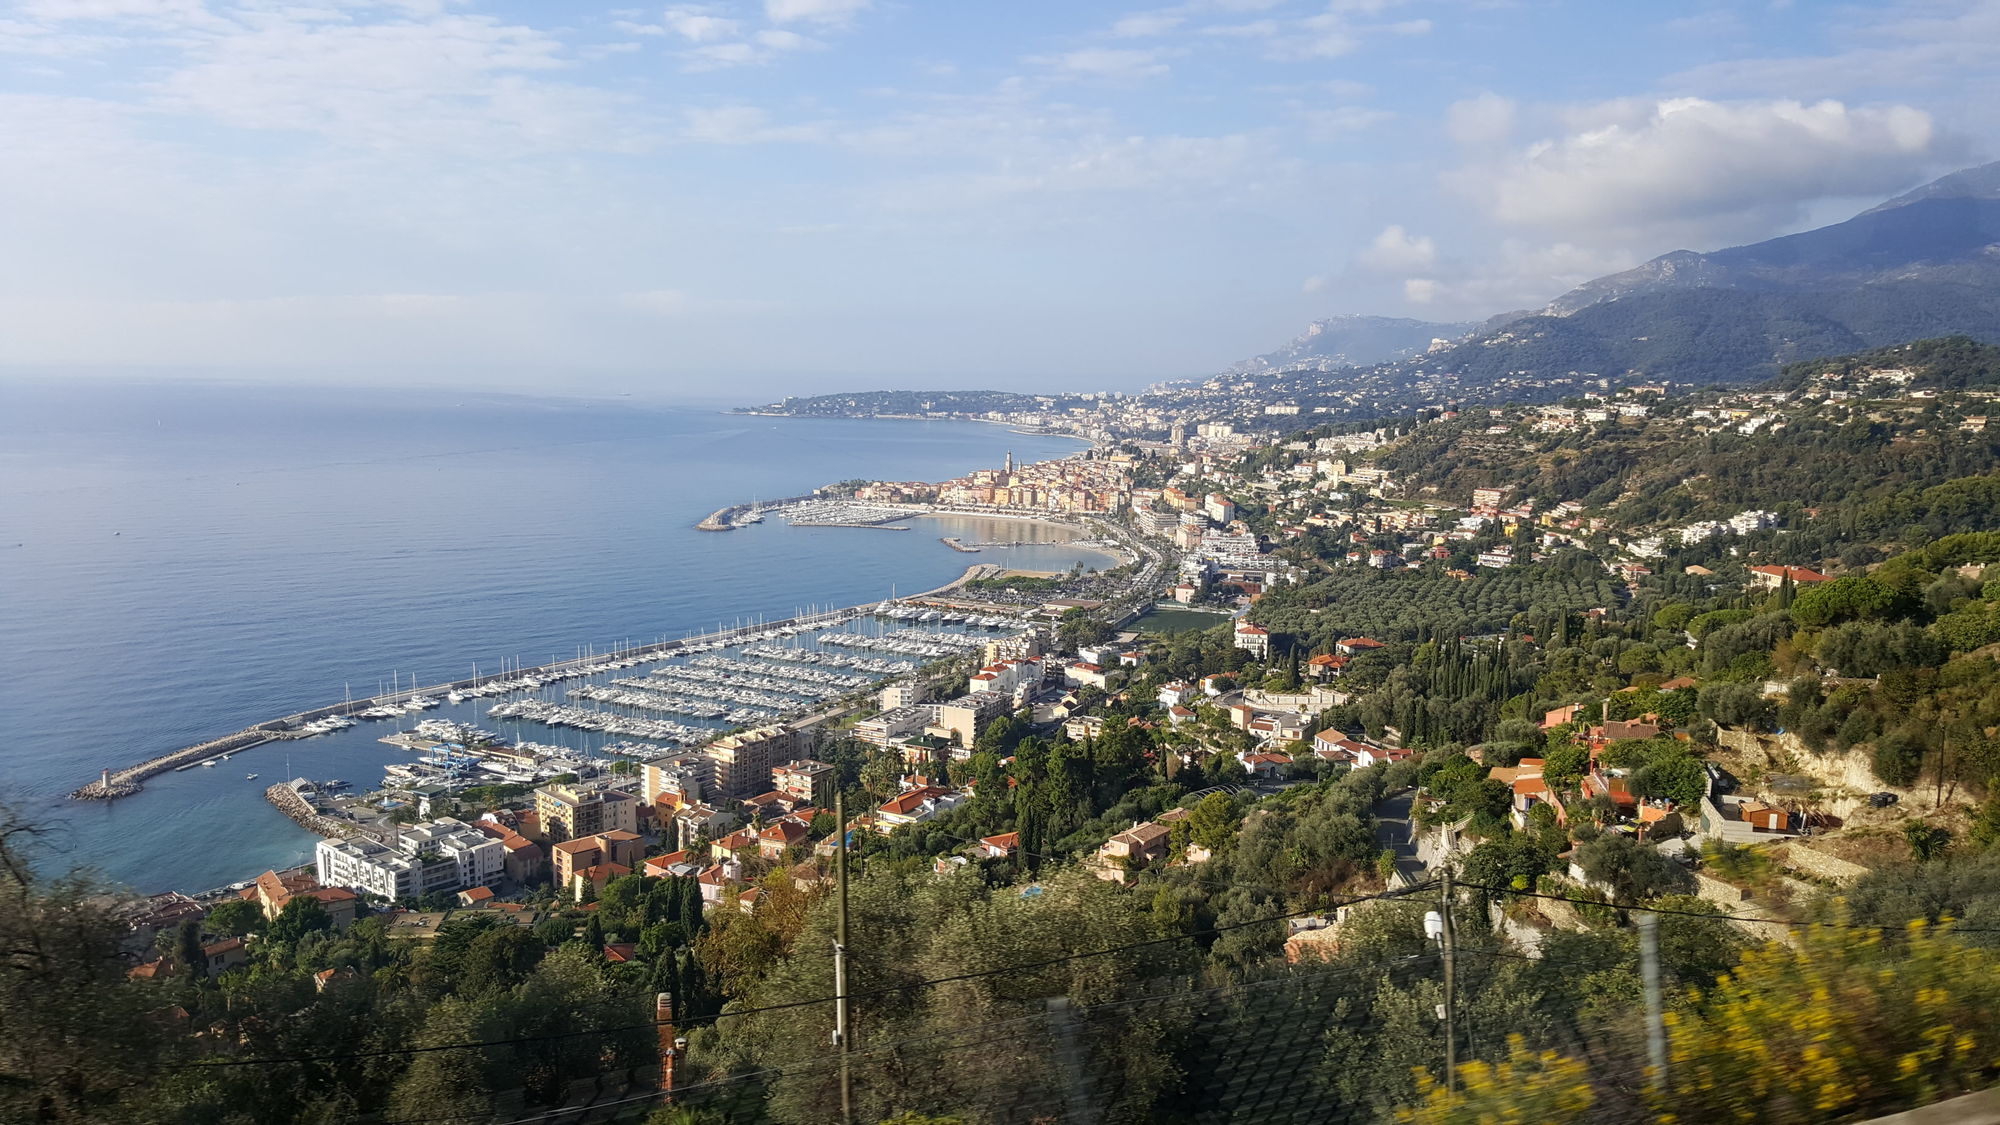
[68,606,868,802]
[11,391,1109,895]
[729,408,1100,453]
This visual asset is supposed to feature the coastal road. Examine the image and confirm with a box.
[1370,788,1427,887]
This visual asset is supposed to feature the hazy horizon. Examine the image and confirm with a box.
[3,0,1996,395]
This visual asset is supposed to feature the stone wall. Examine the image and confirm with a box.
[1714,727,1949,817]
[1774,842,1875,884]
[264,784,357,839]
[1693,872,1751,904]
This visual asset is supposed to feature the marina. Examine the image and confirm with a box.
[69,595,1039,811]
[6,387,1103,893]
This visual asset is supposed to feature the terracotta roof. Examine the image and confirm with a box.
[760,819,811,845]
[879,786,952,816]
[1110,822,1171,847]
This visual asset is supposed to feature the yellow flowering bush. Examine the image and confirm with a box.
[1657,919,2000,1123]
[1394,1035,1595,1125]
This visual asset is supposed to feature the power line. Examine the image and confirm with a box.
[167,880,1437,1071]
[920,823,1312,901]
[1454,879,2000,934]
[362,943,1449,1125]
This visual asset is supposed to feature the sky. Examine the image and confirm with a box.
[0,0,1996,400]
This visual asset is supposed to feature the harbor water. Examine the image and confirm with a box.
[0,380,1111,892]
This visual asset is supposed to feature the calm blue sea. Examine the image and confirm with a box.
[0,380,1103,893]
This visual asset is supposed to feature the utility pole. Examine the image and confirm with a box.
[834,793,853,1125]
[1637,910,1668,1090]
[656,991,679,1098]
[1440,868,1457,1096]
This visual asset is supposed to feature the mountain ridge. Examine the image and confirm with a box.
[1400,159,2000,387]
[1227,313,1475,374]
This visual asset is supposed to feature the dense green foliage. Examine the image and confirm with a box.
[1248,551,1619,647]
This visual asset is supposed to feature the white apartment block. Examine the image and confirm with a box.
[315,817,503,901]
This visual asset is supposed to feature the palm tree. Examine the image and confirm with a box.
[1904,820,1953,863]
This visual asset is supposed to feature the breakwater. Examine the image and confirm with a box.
[71,728,286,800]
[265,782,359,839]
[69,608,859,801]
[697,493,815,531]
[65,567,1008,804]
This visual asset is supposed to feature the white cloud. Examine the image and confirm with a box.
[1386,240,1653,316]
[681,104,826,144]
[14,0,218,25]
[138,12,638,156]
[660,0,850,70]
[1263,6,1430,61]
[874,129,1287,214]
[1033,47,1177,80]
[661,8,742,43]
[1282,12,1358,58]
[1301,274,1328,293]
[1446,92,1514,146]
[1360,225,1436,271]
[682,41,762,69]
[755,28,823,51]
[1201,19,1278,37]
[764,0,871,25]
[1670,1,2000,101]
[1295,104,1392,141]
[1111,11,1184,37]
[1465,97,1936,242]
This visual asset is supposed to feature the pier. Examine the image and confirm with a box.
[66,509,1151,804]
[65,567,1011,803]
[264,782,360,840]
[697,492,815,531]
[68,604,871,802]
[940,536,980,552]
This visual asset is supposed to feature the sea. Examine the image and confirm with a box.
[0,379,1111,894]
